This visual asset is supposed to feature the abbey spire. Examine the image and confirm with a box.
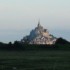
[38,20,41,27]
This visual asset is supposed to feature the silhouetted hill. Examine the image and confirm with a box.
[55,38,70,44]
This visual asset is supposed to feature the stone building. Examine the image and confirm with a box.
[21,21,57,45]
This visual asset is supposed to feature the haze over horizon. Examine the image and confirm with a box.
[0,0,70,43]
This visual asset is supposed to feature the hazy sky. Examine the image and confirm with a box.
[0,0,70,43]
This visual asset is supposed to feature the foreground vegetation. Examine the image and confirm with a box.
[0,38,69,70]
[0,50,70,70]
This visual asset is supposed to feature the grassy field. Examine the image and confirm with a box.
[0,50,70,70]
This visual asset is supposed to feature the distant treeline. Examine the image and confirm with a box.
[0,37,70,51]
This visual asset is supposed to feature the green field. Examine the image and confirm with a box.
[0,50,70,70]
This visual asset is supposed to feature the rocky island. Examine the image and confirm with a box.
[21,21,57,45]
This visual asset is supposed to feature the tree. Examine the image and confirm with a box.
[55,37,70,44]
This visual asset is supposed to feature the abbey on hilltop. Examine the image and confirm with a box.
[21,21,57,45]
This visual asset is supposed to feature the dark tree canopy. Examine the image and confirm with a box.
[55,37,70,44]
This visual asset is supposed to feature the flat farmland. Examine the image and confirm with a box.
[0,50,70,70]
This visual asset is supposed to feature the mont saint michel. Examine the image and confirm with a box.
[21,21,57,45]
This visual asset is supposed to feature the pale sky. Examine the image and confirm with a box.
[0,0,70,43]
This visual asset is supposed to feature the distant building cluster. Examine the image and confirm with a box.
[21,21,57,45]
